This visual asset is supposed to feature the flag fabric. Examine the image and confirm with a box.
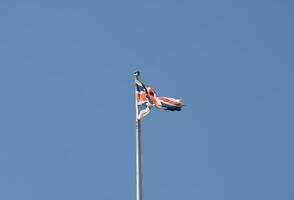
[135,79,151,120]
[135,79,182,120]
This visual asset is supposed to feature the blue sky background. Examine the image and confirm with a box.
[0,0,293,199]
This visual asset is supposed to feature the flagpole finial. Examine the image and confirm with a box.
[134,71,140,79]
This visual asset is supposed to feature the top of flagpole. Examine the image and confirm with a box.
[134,71,140,80]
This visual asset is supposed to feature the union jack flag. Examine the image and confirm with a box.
[135,78,182,120]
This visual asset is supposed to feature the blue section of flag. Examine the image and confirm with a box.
[159,102,182,111]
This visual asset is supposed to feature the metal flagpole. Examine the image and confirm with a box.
[134,71,143,200]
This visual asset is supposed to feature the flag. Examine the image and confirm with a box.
[135,79,182,120]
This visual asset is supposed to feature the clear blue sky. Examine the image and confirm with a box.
[0,1,293,199]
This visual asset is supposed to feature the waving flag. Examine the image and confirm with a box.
[135,79,182,120]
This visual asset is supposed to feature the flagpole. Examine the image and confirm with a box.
[134,71,143,200]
